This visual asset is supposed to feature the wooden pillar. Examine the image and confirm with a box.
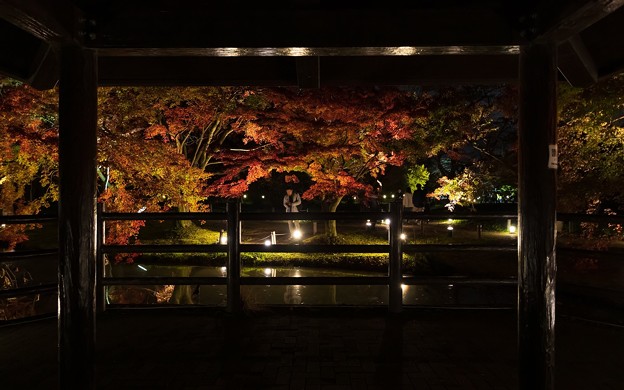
[58,44,98,390]
[388,201,403,313]
[518,42,558,390]
[226,200,241,313]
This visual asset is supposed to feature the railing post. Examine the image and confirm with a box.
[389,200,403,313]
[96,202,106,313]
[226,200,241,313]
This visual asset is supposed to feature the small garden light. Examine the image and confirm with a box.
[292,229,303,240]
[400,233,406,240]
[219,230,228,245]
[384,218,391,225]
[509,225,517,234]
[366,220,372,227]
[264,239,272,246]
[447,225,453,238]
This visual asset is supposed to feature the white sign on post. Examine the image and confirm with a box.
[548,144,558,169]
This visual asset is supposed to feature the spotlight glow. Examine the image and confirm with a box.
[509,225,517,234]
[400,233,406,240]
[292,229,303,240]
[447,226,454,231]
[384,219,391,225]
[264,239,272,246]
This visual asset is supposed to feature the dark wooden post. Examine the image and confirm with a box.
[227,200,241,313]
[96,202,106,313]
[518,42,558,390]
[388,201,403,313]
[58,44,98,390]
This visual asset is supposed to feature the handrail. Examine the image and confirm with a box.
[0,249,57,262]
[0,215,57,224]
[101,212,227,221]
[557,213,624,224]
[0,283,57,297]
[403,244,516,252]
[102,244,227,254]
[102,277,226,285]
[1,210,622,317]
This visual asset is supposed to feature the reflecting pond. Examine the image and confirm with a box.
[107,264,517,307]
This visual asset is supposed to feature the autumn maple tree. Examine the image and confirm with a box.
[0,79,58,249]
[410,85,519,208]
[212,87,424,239]
[557,72,624,213]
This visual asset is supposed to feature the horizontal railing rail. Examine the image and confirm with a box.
[0,283,57,298]
[97,206,522,313]
[0,249,57,263]
[1,209,622,319]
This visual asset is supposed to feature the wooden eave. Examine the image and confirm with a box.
[0,1,623,89]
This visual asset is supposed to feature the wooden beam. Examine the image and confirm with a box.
[89,4,519,49]
[517,42,558,390]
[0,19,58,89]
[557,35,598,87]
[535,0,624,43]
[97,55,519,87]
[58,44,97,390]
[0,0,79,42]
[96,46,521,57]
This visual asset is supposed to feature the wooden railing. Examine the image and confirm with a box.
[2,204,623,320]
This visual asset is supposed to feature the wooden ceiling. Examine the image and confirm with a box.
[1,1,623,89]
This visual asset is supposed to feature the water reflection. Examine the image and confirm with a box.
[107,264,516,307]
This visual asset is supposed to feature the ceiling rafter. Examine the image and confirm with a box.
[0,0,80,42]
[534,0,624,43]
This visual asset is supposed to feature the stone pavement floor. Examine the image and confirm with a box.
[1,308,623,389]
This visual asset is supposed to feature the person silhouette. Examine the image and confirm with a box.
[283,188,302,237]
[413,184,426,212]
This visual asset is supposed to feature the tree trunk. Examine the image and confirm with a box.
[322,196,343,240]
[175,203,192,228]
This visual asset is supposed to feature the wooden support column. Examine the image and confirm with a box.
[518,42,557,390]
[388,201,403,314]
[58,44,98,390]
[226,200,241,313]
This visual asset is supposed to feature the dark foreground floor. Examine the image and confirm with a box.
[1,308,623,390]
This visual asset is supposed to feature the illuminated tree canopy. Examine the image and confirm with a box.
[1,73,623,247]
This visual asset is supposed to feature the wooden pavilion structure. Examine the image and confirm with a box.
[1,1,623,389]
